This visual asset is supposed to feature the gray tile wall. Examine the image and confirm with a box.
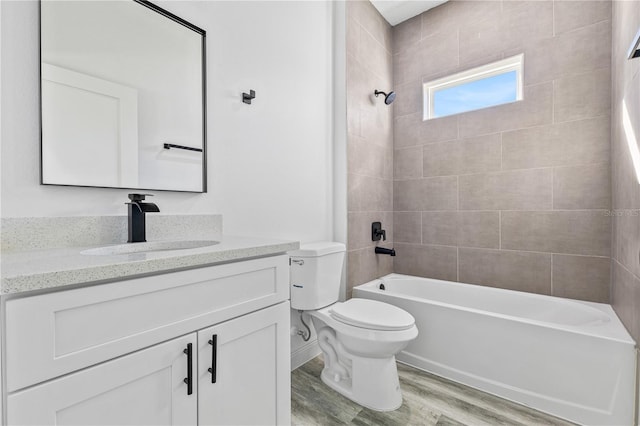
[611,0,640,343]
[346,1,394,297]
[392,0,612,302]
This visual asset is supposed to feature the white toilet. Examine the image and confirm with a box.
[289,242,418,411]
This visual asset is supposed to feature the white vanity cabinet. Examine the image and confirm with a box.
[2,255,291,425]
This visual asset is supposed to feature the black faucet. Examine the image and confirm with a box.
[375,247,396,257]
[126,193,160,243]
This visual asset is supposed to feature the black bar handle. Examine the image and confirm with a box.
[183,343,193,395]
[164,143,203,153]
[208,335,217,383]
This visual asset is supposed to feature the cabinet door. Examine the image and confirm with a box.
[7,334,197,425]
[198,301,290,426]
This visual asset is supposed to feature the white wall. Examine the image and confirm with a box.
[179,0,336,242]
[1,1,345,365]
[1,0,335,241]
[0,0,3,421]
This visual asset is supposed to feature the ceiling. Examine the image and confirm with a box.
[370,0,448,26]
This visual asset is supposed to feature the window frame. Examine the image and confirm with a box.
[423,54,524,120]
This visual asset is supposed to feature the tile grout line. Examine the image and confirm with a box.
[395,242,611,259]
[392,208,612,213]
[551,78,555,125]
[550,254,554,295]
[500,132,503,171]
[357,17,392,57]
[396,107,610,129]
[552,0,555,37]
[420,9,424,42]
[551,167,555,209]
[456,175,460,211]
[456,28,461,72]
[420,210,423,245]
[457,246,460,282]
[395,83,609,124]
[393,162,613,182]
[615,258,640,282]
[349,31,392,85]
[499,210,502,250]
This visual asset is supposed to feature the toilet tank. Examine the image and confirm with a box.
[289,242,346,310]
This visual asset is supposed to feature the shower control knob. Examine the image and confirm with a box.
[372,222,386,241]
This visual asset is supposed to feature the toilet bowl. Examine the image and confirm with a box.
[289,242,419,411]
[307,299,418,411]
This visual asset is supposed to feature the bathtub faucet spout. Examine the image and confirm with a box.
[375,247,396,257]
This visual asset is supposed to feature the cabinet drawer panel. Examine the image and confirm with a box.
[54,267,275,357]
[6,255,288,391]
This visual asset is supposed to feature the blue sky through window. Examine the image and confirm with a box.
[433,70,518,118]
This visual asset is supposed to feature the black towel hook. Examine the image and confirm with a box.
[242,90,256,104]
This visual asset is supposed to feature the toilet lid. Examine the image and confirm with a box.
[329,299,415,331]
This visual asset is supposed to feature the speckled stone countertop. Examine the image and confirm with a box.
[1,235,298,295]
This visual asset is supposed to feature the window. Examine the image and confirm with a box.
[423,54,524,120]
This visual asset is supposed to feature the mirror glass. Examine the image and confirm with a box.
[40,0,206,192]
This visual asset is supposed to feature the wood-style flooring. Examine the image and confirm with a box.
[291,356,574,426]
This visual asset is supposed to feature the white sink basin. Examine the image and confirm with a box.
[81,240,219,256]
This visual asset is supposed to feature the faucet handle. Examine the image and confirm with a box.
[128,193,154,202]
[124,202,143,212]
[371,222,387,241]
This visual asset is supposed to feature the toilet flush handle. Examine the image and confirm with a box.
[291,259,304,266]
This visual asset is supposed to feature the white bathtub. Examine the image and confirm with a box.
[353,274,637,426]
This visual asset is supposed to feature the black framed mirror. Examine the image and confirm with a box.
[40,0,207,193]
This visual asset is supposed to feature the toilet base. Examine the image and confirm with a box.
[319,353,403,412]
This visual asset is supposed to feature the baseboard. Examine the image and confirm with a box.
[291,338,321,371]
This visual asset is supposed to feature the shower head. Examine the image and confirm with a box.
[374,90,396,105]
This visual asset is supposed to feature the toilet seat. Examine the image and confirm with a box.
[329,299,415,331]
